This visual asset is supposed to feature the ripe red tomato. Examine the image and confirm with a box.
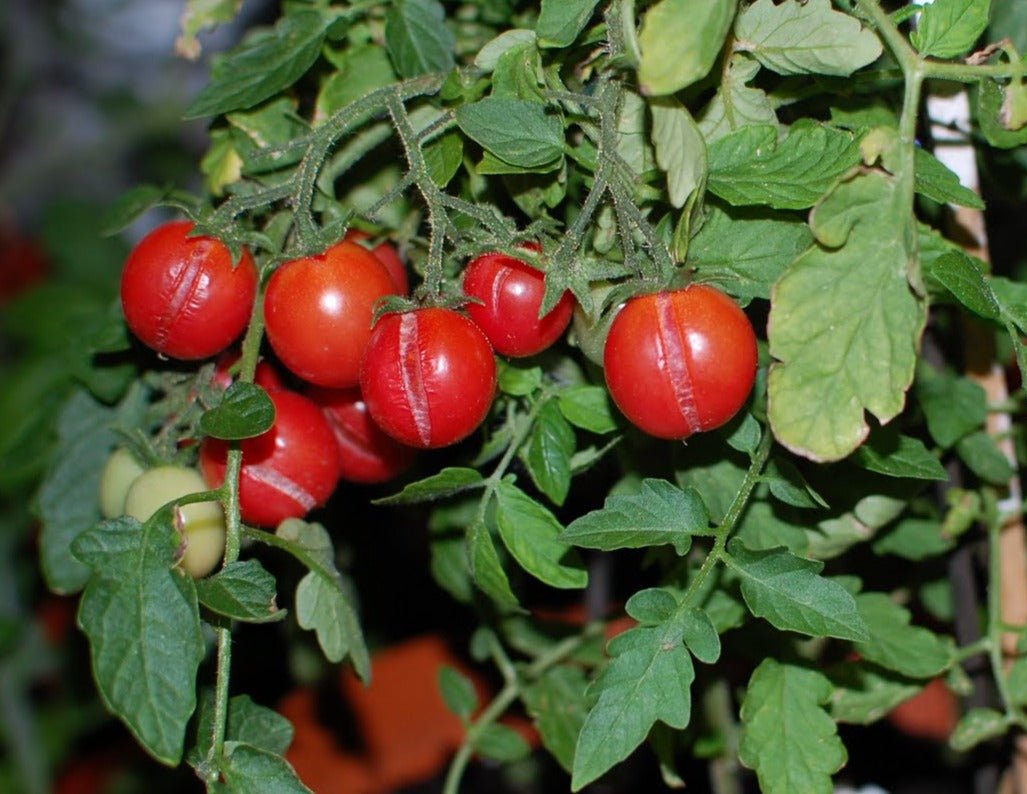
[200,389,341,527]
[345,229,409,295]
[264,240,398,388]
[120,220,257,360]
[603,284,757,440]
[462,249,574,357]
[359,308,497,449]
[308,386,417,483]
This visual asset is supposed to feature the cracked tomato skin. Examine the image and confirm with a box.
[462,250,573,357]
[200,389,341,527]
[359,308,497,449]
[308,386,417,484]
[264,239,398,388]
[120,220,258,360]
[603,284,757,440]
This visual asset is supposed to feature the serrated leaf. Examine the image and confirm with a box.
[522,401,574,506]
[726,541,869,640]
[495,482,587,589]
[851,429,947,481]
[571,624,695,790]
[561,479,710,554]
[195,560,285,623]
[734,0,882,76]
[315,43,397,121]
[768,172,925,462]
[72,514,204,765]
[739,659,846,794]
[916,366,987,448]
[911,0,990,59]
[950,707,1008,751]
[689,202,812,302]
[914,147,985,209]
[295,571,368,674]
[200,382,275,441]
[650,98,707,209]
[697,55,779,143]
[638,0,738,96]
[724,412,764,455]
[872,518,954,561]
[192,694,295,766]
[854,592,954,678]
[423,131,463,188]
[185,11,328,117]
[374,467,484,505]
[438,665,478,720]
[925,249,1001,320]
[536,0,600,48]
[385,0,455,77]
[956,430,1015,484]
[456,97,563,168]
[681,607,721,664]
[217,742,311,793]
[829,662,920,724]
[558,385,616,434]
[522,666,588,772]
[469,520,521,612]
[708,121,861,210]
[474,723,531,762]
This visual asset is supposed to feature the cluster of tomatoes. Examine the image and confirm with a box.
[108,219,757,578]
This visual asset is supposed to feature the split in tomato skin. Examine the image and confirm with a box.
[264,239,399,388]
[603,284,758,440]
[200,389,341,527]
[344,229,410,295]
[462,250,574,357]
[307,386,417,484]
[120,220,258,360]
[359,308,498,449]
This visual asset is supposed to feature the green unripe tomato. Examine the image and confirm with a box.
[123,466,226,579]
[99,448,146,519]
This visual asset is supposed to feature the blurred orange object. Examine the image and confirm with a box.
[887,677,959,742]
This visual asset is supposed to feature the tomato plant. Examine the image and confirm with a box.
[603,284,758,439]
[200,389,340,527]
[462,249,574,357]
[120,220,258,360]
[360,308,497,449]
[264,239,399,388]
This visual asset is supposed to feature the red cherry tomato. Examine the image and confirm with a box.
[308,386,417,484]
[359,308,497,449]
[0,225,47,303]
[120,220,257,360]
[345,229,409,295]
[264,240,398,388]
[200,390,341,527]
[603,284,757,440]
[462,250,574,357]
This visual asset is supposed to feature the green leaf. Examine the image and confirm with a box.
[217,742,311,793]
[200,383,275,441]
[475,29,538,71]
[185,11,328,118]
[474,723,532,762]
[39,385,148,594]
[768,172,925,462]
[854,592,954,678]
[681,607,721,664]
[469,521,521,612]
[498,361,543,396]
[650,98,706,209]
[522,401,574,506]
[872,518,954,561]
[949,707,1008,751]
[571,624,695,790]
[558,385,617,434]
[925,250,1001,320]
[697,55,778,143]
[734,0,882,76]
[315,43,397,121]
[561,479,710,554]
[956,430,1015,484]
[384,0,455,78]
[495,482,587,589]
[456,97,563,168]
[522,666,588,773]
[911,0,990,59]
[536,0,600,48]
[734,500,810,554]
[690,203,813,302]
[764,457,828,509]
[829,662,920,725]
[739,659,846,794]
[374,467,484,505]
[915,366,987,448]
[992,275,1027,333]
[423,131,464,188]
[72,514,204,765]
[195,560,286,624]
[176,0,242,60]
[978,78,1027,148]
[428,501,475,603]
[101,185,170,235]
[638,0,737,96]
[851,429,947,481]
[914,148,985,209]
[708,121,861,210]
[192,694,296,766]
[625,588,679,624]
[726,541,869,640]
[438,665,478,720]
[724,412,764,455]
